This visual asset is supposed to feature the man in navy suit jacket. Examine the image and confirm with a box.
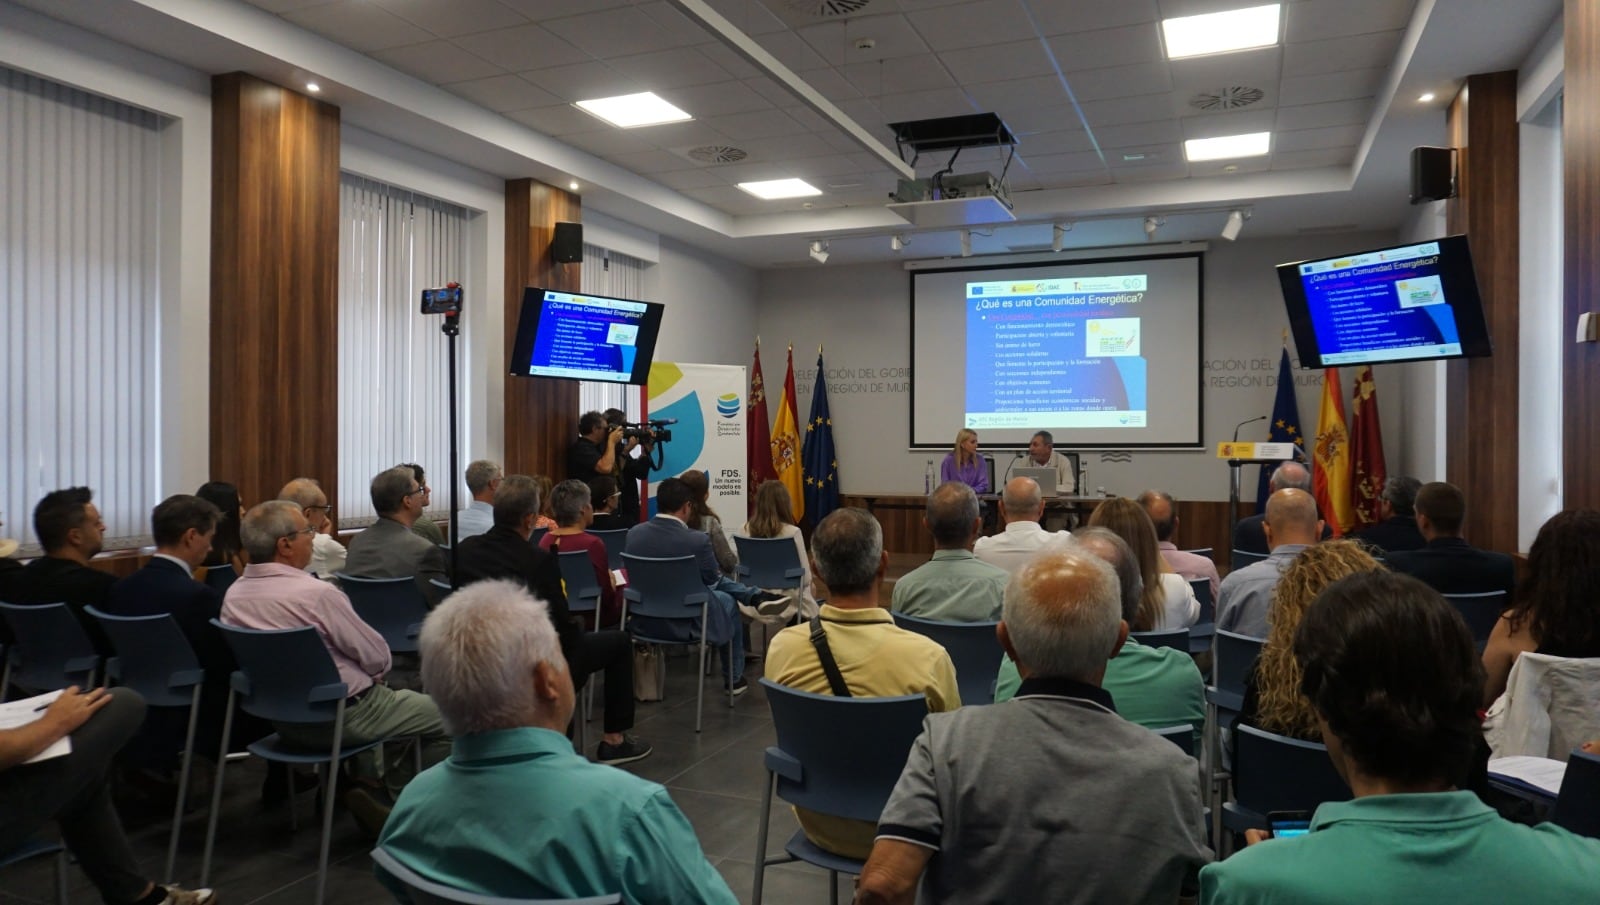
[1385,482,1515,597]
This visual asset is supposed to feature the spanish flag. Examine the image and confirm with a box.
[1312,367,1354,536]
[771,345,805,522]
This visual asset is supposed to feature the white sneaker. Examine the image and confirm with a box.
[160,886,218,905]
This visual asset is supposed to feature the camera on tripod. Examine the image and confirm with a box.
[621,419,673,444]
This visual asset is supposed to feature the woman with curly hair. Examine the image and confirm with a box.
[1482,509,1600,706]
[1086,496,1198,630]
[1238,540,1384,739]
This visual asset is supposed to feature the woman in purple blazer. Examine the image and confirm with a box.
[940,428,989,494]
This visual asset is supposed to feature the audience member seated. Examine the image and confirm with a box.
[344,465,450,607]
[973,477,1067,574]
[1199,572,1600,903]
[538,479,621,629]
[586,476,629,532]
[858,544,1211,905]
[679,469,737,575]
[994,528,1205,742]
[1235,540,1384,741]
[1480,509,1600,707]
[891,482,1008,622]
[0,686,217,904]
[376,581,734,903]
[530,475,558,531]
[456,476,650,766]
[1232,463,1330,554]
[278,477,345,579]
[195,481,247,575]
[1089,497,1199,630]
[454,459,501,541]
[1138,489,1221,600]
[1349,475,1425,553]
[5,486,115,655]
[739,480,818,620]
[1216,489,1322,638]
[399,463,446,546]
[766,507,960,860]
[625,477,781,696]
[1385,481,1515,598]
[221,501,451,832]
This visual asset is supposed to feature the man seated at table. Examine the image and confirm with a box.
[891,482,1008,622]
[973,478,1068,575]
[5,487,116,655]
[377,580,734,903]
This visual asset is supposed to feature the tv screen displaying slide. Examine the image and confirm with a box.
[1276,235,1492,368]
[508,287,664,384]
[911,253,1203,450]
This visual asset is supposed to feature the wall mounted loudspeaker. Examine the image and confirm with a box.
[1410,146,1456,204]
[551,221,583,263]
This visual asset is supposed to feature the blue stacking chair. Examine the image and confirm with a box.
[733,536,805,592]
[1441,590,1508,651]
[86,607,206,883]
[1222,725,1350,847]
[1131,628,1190,653]
[201,564,237,594]
[0,838,68,904]
[890,612,1001,707]
[1181,548,1215,561]
[338,574,430,654]
[1154,723,1197,758]
[0,602,100,698]
[589,529,629,571]
[753,681,929,905]
[555,551,605,627]
[1188,577,1216,654]
[621,554,727,732]
[371,848,622,904]
[1552,748,1600,839]
[200,622,398,905]
[529,526,549,549]
[1230,549,1268,571]
[1204,630,1264,842]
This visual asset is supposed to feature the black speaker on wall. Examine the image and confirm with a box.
[551,221,583,263]
[1410,146,1456,204]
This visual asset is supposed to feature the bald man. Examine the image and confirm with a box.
[1231,462,1330,555]
[279,478,346,579]
[973,477,1069,574]
[1215,489,1323,638]
[1137,490,1220,600]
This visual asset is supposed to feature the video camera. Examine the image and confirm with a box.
[620,418,674,444]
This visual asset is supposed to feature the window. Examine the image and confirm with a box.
[337,174,469,527]
[578,243,647,421]
[0,67,163,553]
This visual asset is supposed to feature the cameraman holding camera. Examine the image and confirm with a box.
[568,410,655,526]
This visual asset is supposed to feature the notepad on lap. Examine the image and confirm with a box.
[0,689,73,764]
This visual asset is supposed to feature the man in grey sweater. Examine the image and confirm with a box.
[856,544,1212,905]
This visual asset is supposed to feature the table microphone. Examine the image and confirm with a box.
[1003,450,1027,485]
[1232,415,1268,443]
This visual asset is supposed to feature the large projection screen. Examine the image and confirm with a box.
[911,253,1204,450]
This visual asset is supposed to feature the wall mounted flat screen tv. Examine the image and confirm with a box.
[509,287,664,384]
[1277,234,1492,368]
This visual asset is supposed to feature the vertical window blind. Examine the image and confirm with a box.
[0,67,163,554]
[337,174,469,528]
[578,243,647,421]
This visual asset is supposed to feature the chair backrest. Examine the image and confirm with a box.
[1231,724,1350,816]
[84,607,204,708]
[589,529,629,571]
[890,612,1002,707]
[555,551,602,615]
[1188,577,1214,623]
[202,564,237,594]
[529,527,549,548]
[0,602,100,691]
[1441,591,1508,649]
[1230,549,1268,570]
[1153,723,1196,757]
[213,620,348,724]
[337,574,430,654]
[1131,628,1189,653]
[732,535,804,590]
[619,554,709,620]
[761,679,928,822]
[371,847,621,905]
[1212,630,1264,698]
[1551,748,1600,839]
[1181,547,1215,562]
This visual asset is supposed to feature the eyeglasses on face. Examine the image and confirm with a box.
[280,525,318,540]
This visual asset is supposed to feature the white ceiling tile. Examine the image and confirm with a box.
[659,80,772,117]
[1285,0,1417,43]
[1047,171,1117,188]
[1096,118,1184,147]
[369,41,504,84]
[504,105,598,136]
[520,61,642,103]
[818,129,867,153]
[1168,45,1281,96]
[562,128,655,157]
[963,75,1071,113]
[1021,150,1109,174]
[743,78,800,107]
[1014,128,1096,156]
[876,87,978,122]
[1278,68,1384,106]
[1284,30,1401,77]
[1274,123,1368,152]
[1047,23,1165,73]
[833,98,889,132]
[782,105,837,134]
[905,0,1047,51]
[1274,98,1372,131]
[1104,143,1182,167]
[624,119,736,148]
[454,24,590,72]
[1189,155,1271,178]
[939,39,1057,85]
[606,148,699,174]
[1065,62,1173,102]
[1030,0,1160,35]
[795,14,931,66]
[653,168,729,190]
[609,47,734,90]
[794,67,862,102]
[372,0,527,37]
[499,0,627,19]
[1111,160,1190,182]
[787,154,883,178]
[542,5,699,59]
[751,31,831,72]
[703,108,809,139]
[1003,102,1086,135]
[696,42,764,80]
[442,74,561,111]
[637,3,727,46]
[704,159,808,183]
[1076,93,1180,127]
[739,132,846,161]
[247,0,337,12]
[839,54,955,96]
[282,1,434,52]
[1179,107,1277,139]
[1272,145,1359,169]
[703,0,789,34]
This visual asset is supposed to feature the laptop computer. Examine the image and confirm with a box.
[1014,466,1058,496]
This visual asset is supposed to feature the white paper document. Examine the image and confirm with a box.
[0,689,73,764]
[1488,755,1568,797]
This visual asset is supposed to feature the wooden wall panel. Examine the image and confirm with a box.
[504,179,580,479]
[1444,72,1520,554]
[210,73,340,511]
[1565,0,1600,509]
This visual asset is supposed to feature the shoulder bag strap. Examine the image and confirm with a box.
[809,615,852,698]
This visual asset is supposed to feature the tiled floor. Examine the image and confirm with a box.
[0,654,851,905]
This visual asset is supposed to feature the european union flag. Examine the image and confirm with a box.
[1257,347,1305,508]
[802,351,841,524]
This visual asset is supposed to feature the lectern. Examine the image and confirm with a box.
[1217,442,1303,545]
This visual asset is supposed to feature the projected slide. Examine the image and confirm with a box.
[1294,242,1463,365]
[964,277,1149,429]
[528,292,646,381]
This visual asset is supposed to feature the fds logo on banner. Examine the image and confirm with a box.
[645,362,748,519]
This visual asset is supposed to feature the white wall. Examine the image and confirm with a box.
[1395,201,1450,481]
[645,236,758,367]
[757,230,1412,501]
[1518,97,1564,552]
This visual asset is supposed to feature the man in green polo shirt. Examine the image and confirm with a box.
[1201,572,1600,903]
[891,482,1009,622]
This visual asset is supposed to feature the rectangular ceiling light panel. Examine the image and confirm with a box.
[1162,4,1282,59]
[737,178,822,200]
[574,92,692,128]
[1184,131,1272,161]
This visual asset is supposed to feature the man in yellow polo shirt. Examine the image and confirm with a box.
[764,507,960,860]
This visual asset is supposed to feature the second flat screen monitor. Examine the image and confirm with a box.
[509,287,664,385]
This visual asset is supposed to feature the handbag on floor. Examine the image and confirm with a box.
[633,644,664,702]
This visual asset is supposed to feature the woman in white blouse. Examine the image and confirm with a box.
[1088,497,1201,630]
[739,481,818,620]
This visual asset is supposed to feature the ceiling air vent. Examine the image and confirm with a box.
[686,145,748,164]
[1189,86,1265,112]
[781,0,875,17]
